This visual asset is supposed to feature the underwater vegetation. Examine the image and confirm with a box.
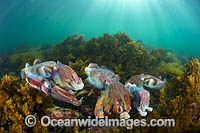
[0,32,183,80]
[151,58,200,132]
[0,32,200,132]
[0,75,53,132]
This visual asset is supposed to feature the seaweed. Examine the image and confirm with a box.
[0,75,53,132]
[154,58,200,132]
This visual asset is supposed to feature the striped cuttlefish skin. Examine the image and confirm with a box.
[126,74,165,90]
[21,59,84,106]
[141,74,165,89]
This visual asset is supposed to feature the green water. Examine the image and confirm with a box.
[0,0,200,57]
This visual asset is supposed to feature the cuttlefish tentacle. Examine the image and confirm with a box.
[51,85,83,106]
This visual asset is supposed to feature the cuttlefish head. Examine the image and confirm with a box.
[85,63,111,89]
[85,63,100,77]
[21,63,45,91]
[52,61,84,92]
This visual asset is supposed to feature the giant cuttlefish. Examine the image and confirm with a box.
[125,74,165,116]
[21,59,84,106]
[85,63,131,119]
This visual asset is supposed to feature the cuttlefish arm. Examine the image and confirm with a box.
[125,83,149,110]
[100,79,131,119]
[107,80,131,119]
[94,90,108,118]
[138,90,150,111]
[125,83,152,116]
[50,85,83,106]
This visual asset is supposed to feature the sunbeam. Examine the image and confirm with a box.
[0,0,200,56]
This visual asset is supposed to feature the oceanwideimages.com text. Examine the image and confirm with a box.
[25,115,175,129]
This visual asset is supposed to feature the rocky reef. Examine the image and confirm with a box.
[0,32,199,132]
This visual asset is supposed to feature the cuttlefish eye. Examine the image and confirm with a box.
[88,63,99,68]
[44,81,52,88]
[53,66,58,72]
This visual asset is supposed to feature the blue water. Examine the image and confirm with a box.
[0,0,200,57]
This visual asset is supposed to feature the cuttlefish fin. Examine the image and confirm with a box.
[100,65,110,70]
[100,65,116,75]
[21,68,26,80]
